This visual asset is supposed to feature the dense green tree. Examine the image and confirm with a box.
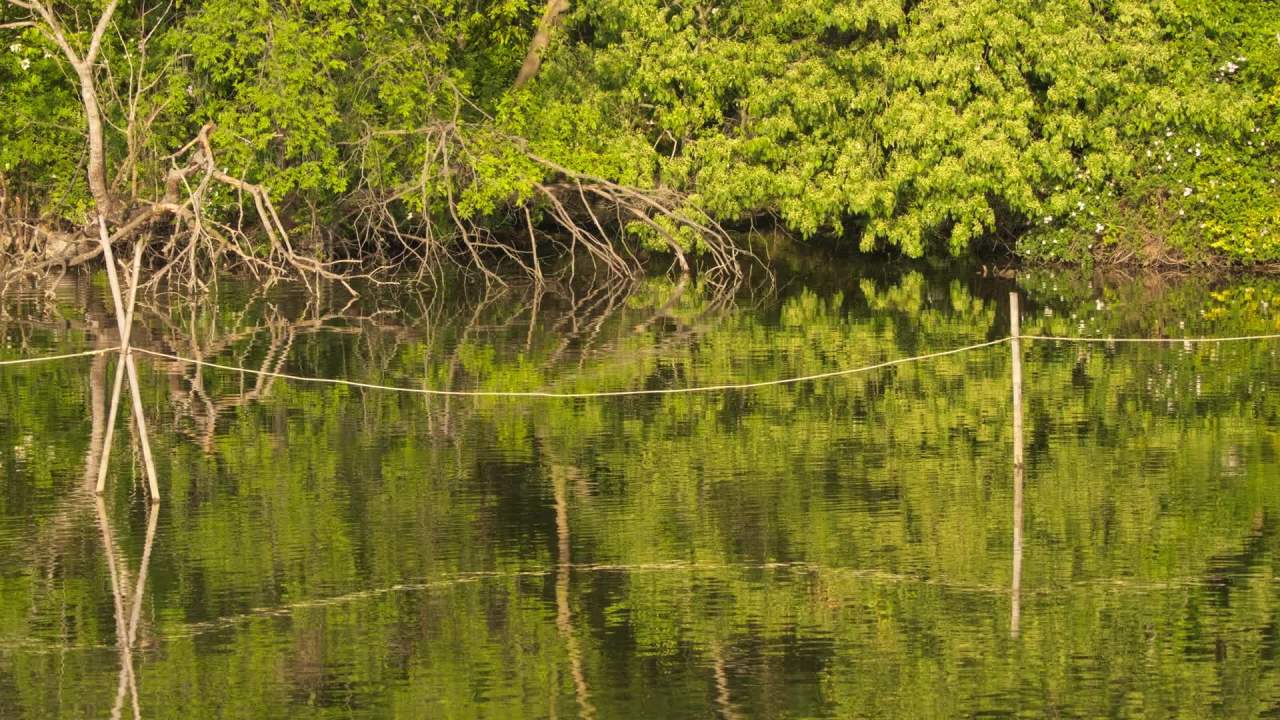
[1,1,1279,280]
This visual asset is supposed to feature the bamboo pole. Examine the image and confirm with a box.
[1010,292,1024,637]
[96,237,144,495]
[96,216,160,501]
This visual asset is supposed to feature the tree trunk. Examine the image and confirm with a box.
[514,0,569,88]
[76,64,114,216]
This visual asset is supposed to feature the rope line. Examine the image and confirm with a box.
[0,346,120,366]
[131,338,1011,399]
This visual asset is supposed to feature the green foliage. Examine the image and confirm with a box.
[185,0,354,196]
[1020,0,1280,265]
[515,0,1280,259]
[2,0,1279,264]
[0,28,90,219]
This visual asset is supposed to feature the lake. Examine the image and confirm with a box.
[2,258,1279,718]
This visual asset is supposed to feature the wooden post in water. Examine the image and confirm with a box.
[1010,292,1024,638]
[96,238,143,495]
[95,216,160,501]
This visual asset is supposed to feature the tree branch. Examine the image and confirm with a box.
[514,0,568,88]
[85,0,119,66]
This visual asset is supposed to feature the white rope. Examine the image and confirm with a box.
[0,346,121,367]
[1024,333,1280,343]
[132,338,1012,399]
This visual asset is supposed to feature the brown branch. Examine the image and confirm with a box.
[514,0,569,88]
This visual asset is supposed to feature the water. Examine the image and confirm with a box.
[2,260,1280,718]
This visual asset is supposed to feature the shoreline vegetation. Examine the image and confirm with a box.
[2,1,1279,292]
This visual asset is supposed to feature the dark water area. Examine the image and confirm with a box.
[2,259,1280,718]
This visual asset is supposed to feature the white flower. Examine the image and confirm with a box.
[1095,223,1105,233]
[18,58,30,71]
[7,43,19,54]
[1183,187,1193,196]
[1044,216,1053,224]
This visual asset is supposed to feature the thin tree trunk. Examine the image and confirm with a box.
[515,0,569,88]
[76,63,114,215]
[10,0,120,215]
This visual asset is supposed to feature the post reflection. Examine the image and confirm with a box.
[1010,292,1025,638]
[94,497,160,720]
[552,466,595,720]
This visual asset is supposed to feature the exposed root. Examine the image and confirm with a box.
[2,123,387,296]
[344,121,751,289]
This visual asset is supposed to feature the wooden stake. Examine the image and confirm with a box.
[1010,292,1024,637]
[96,216,160,501]
[96,237,144,495]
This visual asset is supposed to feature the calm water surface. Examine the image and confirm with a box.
[2,260,1280,718]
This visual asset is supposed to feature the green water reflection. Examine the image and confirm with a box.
[2,261,1280,718]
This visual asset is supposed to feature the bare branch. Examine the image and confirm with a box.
[85,0,119,66]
